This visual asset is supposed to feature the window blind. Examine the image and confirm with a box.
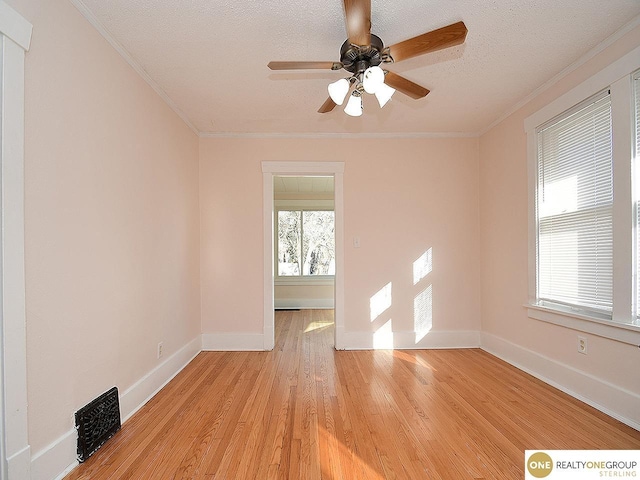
[634,71,640,318]
[536,90,613,315]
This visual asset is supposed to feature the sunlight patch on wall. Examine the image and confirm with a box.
[373,319,394,349]
[370,282,392,322]
[413,248,433,285]
[414,285,433,343]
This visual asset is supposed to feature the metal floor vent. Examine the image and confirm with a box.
[75,387,121,463]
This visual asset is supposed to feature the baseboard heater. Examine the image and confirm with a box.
[75,386,121,463]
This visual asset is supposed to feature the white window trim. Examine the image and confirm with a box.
[525,44,640,347]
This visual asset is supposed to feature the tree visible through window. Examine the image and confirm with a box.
[278,210,335,276]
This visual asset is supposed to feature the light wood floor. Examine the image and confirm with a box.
[65,309,640,479]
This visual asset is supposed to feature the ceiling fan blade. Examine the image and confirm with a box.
[387,21,467,63]
[268,61,343,71]
[318,97,338,113]
[384,71,430,99]
[343,0,371,46]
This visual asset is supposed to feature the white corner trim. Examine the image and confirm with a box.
[31,335,202,480]
[340,330,481,350]
[68,0,199,135]
[201,333,266,351]
[0,1,32,51]
[481,332,640,431]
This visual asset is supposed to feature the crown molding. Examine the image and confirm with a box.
[198,131,479,139]
[69,0,199,136]
[478,13,640,136]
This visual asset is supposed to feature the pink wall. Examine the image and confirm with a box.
[200,137,480,340]
[479,26,640,398]
[8,0,639,474]
[8,0,201,455]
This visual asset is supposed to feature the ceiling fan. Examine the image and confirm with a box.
[267,0,467,116]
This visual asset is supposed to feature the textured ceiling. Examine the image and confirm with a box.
[73,0,640,136]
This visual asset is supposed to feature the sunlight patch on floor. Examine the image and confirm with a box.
[304,320,334,333]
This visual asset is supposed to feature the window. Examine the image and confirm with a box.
[536,90,613,316]
[277,210,335,277]
[525,57,640,344]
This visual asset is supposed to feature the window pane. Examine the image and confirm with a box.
[536,91,613,314]
[278,211,301,276]
[302,211,335,275]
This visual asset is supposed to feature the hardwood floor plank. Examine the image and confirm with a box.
[64,310,640,480]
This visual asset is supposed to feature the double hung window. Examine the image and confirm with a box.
[528,62,640,341]
[277,210,335,277]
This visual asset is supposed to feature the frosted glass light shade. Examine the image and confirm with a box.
[328,78,350,105]
[344,94,363,117]
[363,66,385,94]
[374,83,395,108]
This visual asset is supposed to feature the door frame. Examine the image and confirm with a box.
[0,3,32,478]
[262,162,345,350]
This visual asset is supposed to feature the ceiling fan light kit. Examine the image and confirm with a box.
[268,0,467,116]
[344,92,364,117]
[362,65,385,94]
[374,82,395,108]
[328,78,351,105]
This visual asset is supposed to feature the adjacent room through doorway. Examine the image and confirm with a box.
[273,175,336,346]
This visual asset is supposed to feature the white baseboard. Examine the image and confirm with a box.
[30,335,202,480]
[7,445,31,480]
[120,336,202,422]
[481,332,640,431]
[274,298,334,309]
[30,431,75,480]
[201,333,265,351]
[341,330,481,350]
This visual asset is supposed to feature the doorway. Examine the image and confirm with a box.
[262,162,345,350]
[273,175,335,313]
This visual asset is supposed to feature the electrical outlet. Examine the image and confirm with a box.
[577,336,587,355]
[157,342,163,359]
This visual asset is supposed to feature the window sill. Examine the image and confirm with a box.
[526,303,640,347]
[275,276,335,287]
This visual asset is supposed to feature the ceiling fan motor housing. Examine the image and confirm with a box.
[340,34,384,74]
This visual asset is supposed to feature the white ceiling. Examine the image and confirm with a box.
[74,0,640,136]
